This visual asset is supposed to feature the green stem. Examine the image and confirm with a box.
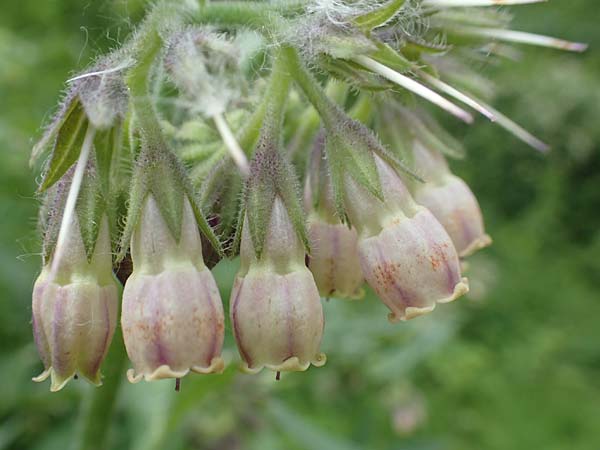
[237,100,267,155]
[281,46,343,129]
[348,94,373,124]
[76,326,128,450]
[193,1,303,30]
[126,21,166,149]
[262,48,293,143]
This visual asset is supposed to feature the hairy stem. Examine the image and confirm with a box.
[282,46,344,130]
[76,326,128,450]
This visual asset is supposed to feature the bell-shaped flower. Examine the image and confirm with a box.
[32,215,119,391]
[305,175,363,299]
[411,142,491,257]
[230,197,326,373]
[345,155,469,322]
[121,195,225,382]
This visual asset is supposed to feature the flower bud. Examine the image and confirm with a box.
[230,197,326,373]
[346,155,468,322]
[121,195,225,382]
[304,174,363,299]
[411,142,491,257]
[32,215,118,391]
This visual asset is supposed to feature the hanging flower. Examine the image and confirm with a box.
[345,154,469,322]
[121,195,225,382]
[32,215,118,391]
[231,197,326,373]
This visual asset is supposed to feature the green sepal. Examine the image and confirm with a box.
[30,94,80,167]
[198,159,243,240]
[39,102,88,192]
[76,157,107,262]
[401,38,451,61]
[353,0,406,32]
[147,152,186,244]
[117,140,224,262]
[244,139,309,260]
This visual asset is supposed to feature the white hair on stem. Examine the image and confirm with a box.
[66,58,135,83]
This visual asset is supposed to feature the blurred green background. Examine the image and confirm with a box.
[1,1,599,449]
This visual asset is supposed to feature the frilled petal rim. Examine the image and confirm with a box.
[33,367,102,392]
[388,278,469,323]
[437,277,469,304]
[240,353,327,374]
[126,357,225,383]
[459,234,493,258]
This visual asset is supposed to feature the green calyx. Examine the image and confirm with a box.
[239,47,309,260]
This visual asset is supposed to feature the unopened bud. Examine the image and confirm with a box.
[121,195,225,382]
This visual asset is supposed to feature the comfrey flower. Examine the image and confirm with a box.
[229,127,326,373]
[121,195,225,382]
[411,141,492,258]
[231,198,326,373]
[32,214,119,392]
[304,135,363,299]
[344,154,469,322]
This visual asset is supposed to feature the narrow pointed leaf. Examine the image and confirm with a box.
[39,102,88,191]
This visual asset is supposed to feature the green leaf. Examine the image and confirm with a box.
[353,0,406,32]
[30,94,79,166]
[39,101,88,191]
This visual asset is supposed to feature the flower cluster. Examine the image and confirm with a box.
[29,0,584,390]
